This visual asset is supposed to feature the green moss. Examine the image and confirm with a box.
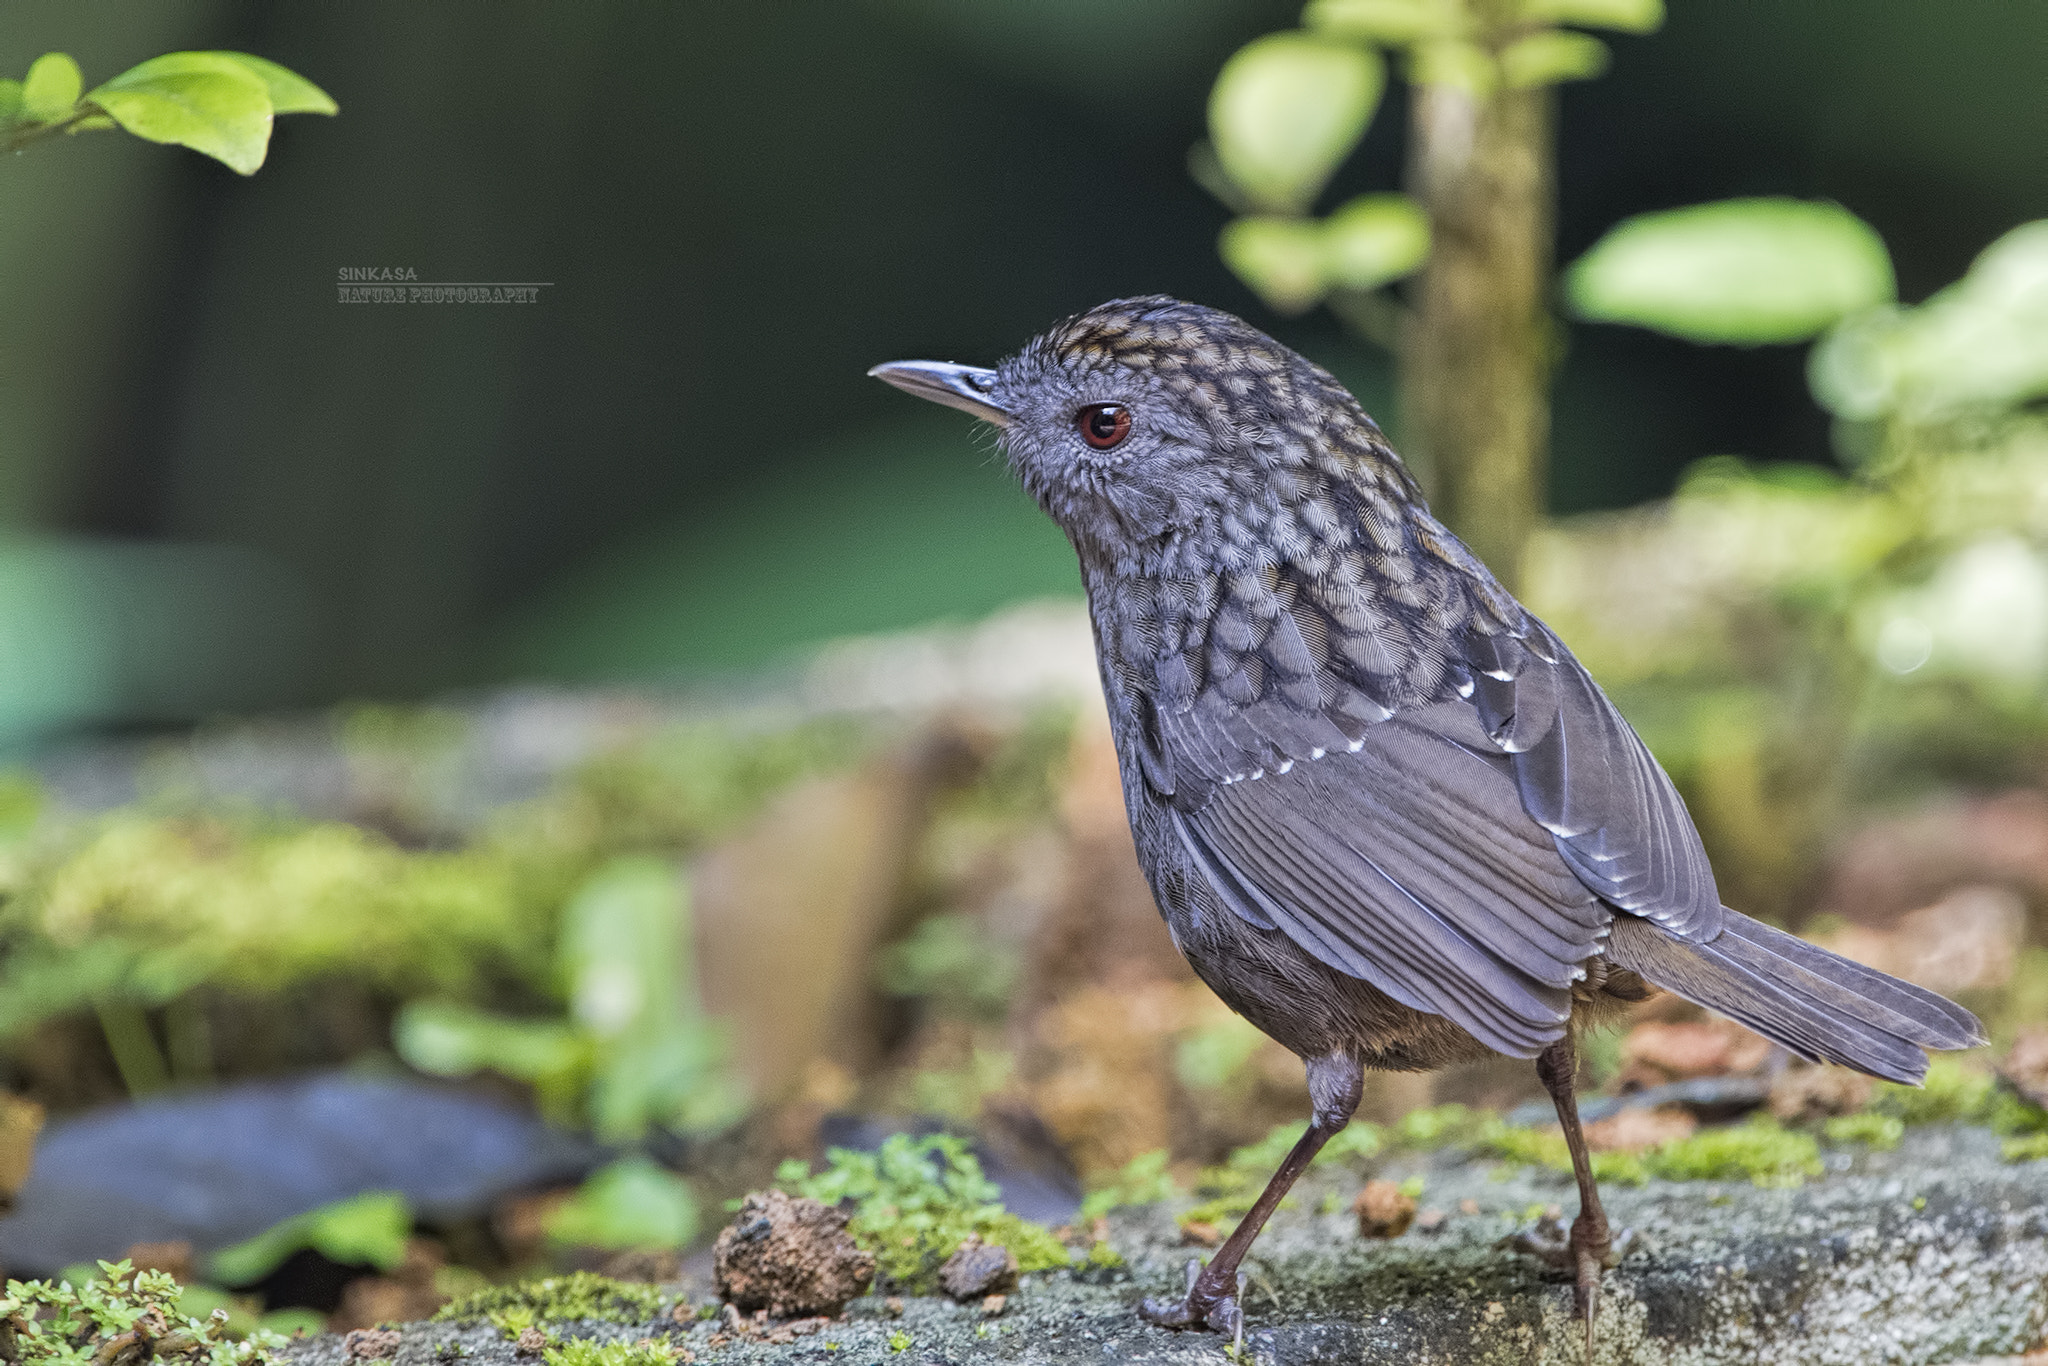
[1868,1057,2048,1139]
[1643,1116,1823,1187]
[1392,1104,1495,1149]
[1874,1057,1997,1125]
[777,1133,1066,1295]
[1079,1149,1181,1220]
[0,1259,284,1366]
[2001,1132,2048,1163]
[1225,1118,1384,1173]
[1482,1125,1648,1186]
[1823,1111,1904,1150]
[542,1339,678,1366]
[1083,1240,1124,1270]
[434,1273,674,1331]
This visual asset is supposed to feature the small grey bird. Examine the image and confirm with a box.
[870,297,1982,1349]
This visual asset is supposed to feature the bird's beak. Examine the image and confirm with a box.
[867,360,1012,427]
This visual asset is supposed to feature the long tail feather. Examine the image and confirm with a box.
[1605,908,1986,1085]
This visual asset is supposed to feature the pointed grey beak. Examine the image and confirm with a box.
[867,360,1011,427]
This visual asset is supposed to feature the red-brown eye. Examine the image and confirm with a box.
[1077,403,1132,449]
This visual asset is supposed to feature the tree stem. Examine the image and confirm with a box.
[1400,67,1555,590]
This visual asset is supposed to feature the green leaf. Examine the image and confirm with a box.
[1409,38,1496,95]
[1221,217,1328,313]
[1209,33,1382,213]
[1305,0,1465,45]
[22,53,82,123]
[86,55,275,175]
[0,80,23,126]
[1810,218,2048,422]
[1500,30,1609,88]
[209,1191,412,1284]
[545,1157,698,1251]
[1567,198,1895,344]
[1323,192,1430,289]
[197,52,336,115]
[394,998,591,1083]
[1522,0,1665,34]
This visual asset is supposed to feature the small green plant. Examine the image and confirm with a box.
[1,51,333,173]
[542,1339,677,1366]
[0,1260,285,1366]
[887,1329,912,1353]
[435,1273,674,1333]
[775,1133,1066,1293]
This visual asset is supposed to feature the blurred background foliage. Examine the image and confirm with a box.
[1,0,2048,1329]
[0,0,2042,741]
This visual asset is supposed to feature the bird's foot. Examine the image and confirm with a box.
[1138,1259,1248,1345]
[1506,1214,1634,1358]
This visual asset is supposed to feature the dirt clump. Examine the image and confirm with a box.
[343,1329,404,1362]
[937,1237,1018,1300]
[713,1190,875,1318]
[1354,1180,1417,1238]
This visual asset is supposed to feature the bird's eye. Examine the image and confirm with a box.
[1077,403,1132,450]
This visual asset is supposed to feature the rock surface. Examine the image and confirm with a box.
[287,1127,2048,1366]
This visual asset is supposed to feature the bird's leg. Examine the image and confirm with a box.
[1514,1032,1632,1361]
[1140,1054,1360,1336]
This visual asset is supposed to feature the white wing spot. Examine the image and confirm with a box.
[1309,747,1326,760]
[1275,759,1294,774]
[1347,737,1365,752]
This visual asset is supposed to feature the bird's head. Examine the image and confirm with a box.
[870,296,1415,573]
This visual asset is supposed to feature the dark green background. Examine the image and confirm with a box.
[0,1,2040,725]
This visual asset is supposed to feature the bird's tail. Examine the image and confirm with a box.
[1605,909,1986,1085]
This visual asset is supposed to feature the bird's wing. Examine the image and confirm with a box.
[1460,621,1722,938]
[1169,702,1605,1055]
[1126,555,1720,1053]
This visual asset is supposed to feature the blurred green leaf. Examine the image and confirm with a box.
[1521,0,1664,34]
[1409,37,1495,95]
[0,80,24,126]
[1810,219,2048,423]
[1305,0,1463,45]
[1500,30,1609,88]
[546,1157,698,1251]
[86,54,275,175]
[394,998,594,1122]
[1324,192,1430,289]
[1567,198,1895,344]
[1221,216,1327,313]
[562,856,687,1038]
[209,1191,411,1285]
[1222,194,1428,314]
[1209,33,1382,213]
[21,53,81,123]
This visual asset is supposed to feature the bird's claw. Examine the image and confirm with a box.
[1506,1214,1632,1271]
[1138,1259,1247,1344]
[1506,1215,1634,1359]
